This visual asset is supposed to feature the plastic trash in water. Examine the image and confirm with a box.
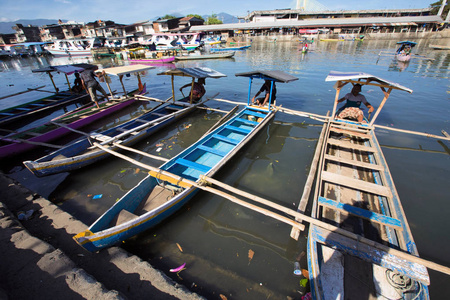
[18,209,34,220]
[293,261,302,276]
[92,194,103,199]
[170,263,186,273]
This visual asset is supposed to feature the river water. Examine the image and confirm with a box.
[1,39,449,299]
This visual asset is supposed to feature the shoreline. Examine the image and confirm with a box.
[0,172,204,300]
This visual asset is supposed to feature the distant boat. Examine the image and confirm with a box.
[142,33,202,50]
[46,38,106,56]
[395,40,417,62]
[175,51,235,61]
[429,44,450,50]
[210,45,250,52]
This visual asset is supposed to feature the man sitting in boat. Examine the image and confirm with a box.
[80,66,109,108]
[251,80,276,107]
[336,83,374,123]
[72,72,83,93]
[179,78,206,103]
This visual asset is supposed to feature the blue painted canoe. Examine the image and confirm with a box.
[210,45,250,52]
[307,71,429,299]
[73,70,299,252]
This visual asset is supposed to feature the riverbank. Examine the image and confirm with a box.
[0,172,203,300]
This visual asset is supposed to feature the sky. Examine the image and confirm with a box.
[1,0,437,24]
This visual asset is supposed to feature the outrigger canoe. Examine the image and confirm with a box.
[73,70,298,252]
[307,71,430,299]
[0,64,94,127]
[174,51,235,61]
[23,67,227,177]
[210,45,250,52]
[0,65,154,159]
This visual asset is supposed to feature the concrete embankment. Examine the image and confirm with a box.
[0,172,204,300]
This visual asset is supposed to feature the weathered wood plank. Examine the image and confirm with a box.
[327,138,375,152]
[324,154,384,171]
[321,171,392,198]
[329,127,371,139]
[318,196,402,230]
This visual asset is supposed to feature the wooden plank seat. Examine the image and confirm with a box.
[327,139,375,153]
[174,158,210,173]
[329,127,371,139]
[225,125,251,134]
[212,134,240,145]
[324,154,384,171]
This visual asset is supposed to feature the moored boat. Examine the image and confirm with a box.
[307,71,430,299]
[174,51,235,61]
[73,70,298,252]
[210,45,250,52]
[0,64,94,127]
[0,65,154,159]
[396,41,417,62]
[46,38,105,56]
[23,67,227,177]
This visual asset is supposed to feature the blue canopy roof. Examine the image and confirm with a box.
[235,70,298,83]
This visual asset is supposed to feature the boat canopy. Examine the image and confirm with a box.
[157,67,227,79]
[325,71,412,93]
[102,64,154,76]
[235,70,299,83]
[32,63,97,75]
[396,40,417,47]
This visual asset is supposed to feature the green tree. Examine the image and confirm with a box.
[206,14,223,25]
[186,14,205,21]
[161,14,176,20]
[430,1,449,16]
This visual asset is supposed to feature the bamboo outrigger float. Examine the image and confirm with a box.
[307,71,430,299]
[73,70,298,252]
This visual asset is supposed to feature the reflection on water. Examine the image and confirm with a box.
[1,39,449,299]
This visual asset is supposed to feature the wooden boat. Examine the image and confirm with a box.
[46,38,106,56]
[129,56,175,63]
[210,45,250,52]
[307,71,430,299]
[23,67,227,177]
[396,41,417,62]
[0,65,154,159]
[174,51,235,61]
[0,64,95,127]
[429,44,450,50]
[73,70,298,252]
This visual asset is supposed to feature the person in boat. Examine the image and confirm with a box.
[336,83,374,123]
[72,72,83,93]
[179,78,206,103]
[80,67,109,108]
[251,80,276,107]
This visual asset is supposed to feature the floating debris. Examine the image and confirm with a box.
[176,243,183,252]
[92,194,103,199]
[248,249,254,265]
[170,263,186,273]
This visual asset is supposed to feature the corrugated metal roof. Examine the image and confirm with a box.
[157,67,226,78]
[191,15,442,31]
[325,71,412,93]
[103,64,154,76]
[235,70,298,83]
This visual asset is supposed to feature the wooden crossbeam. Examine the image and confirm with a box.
[324,154,384,171]
[329,127,371,139]
[318,196,402,230]
[321,171,392,198]
[327,138,375,152]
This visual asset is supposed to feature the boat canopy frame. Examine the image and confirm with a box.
[325,71,412,126]
[235,70,299,110]
[157,67,226,104]
[102,64,155,97]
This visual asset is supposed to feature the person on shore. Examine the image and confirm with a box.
[179,78,206,103]
[72,72,83,93]
[80,67,109,108]
[336,83,374,123]
[251,80,276,107]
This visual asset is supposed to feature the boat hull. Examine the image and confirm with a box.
[24,102,195,176]
[396,54,411,62]
[174,52,235,61]
[0,98,135,159]
[129,56,175,63]
[48,49,92,56]
[74,105,275,252]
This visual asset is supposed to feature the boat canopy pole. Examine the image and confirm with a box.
[268,80,274,110]
[103,74,114,97]
[247,77,252,105]
[64,74,71,93]
[331,81,347,119]
[171,75,175,103]
[47,71,59,93]
[190,78,195,104]
[118,75,127,96]
[369,87,392,126]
